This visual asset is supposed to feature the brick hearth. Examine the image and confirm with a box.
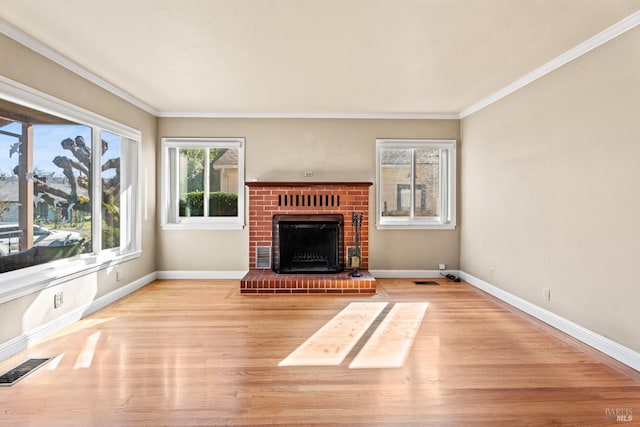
[242,181,375,294]
[241,270,376,294]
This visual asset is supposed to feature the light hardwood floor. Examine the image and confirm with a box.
[1,278,639,426]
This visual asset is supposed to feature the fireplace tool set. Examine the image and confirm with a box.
[350,212,364,277]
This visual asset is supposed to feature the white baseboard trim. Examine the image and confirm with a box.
[83,272,157,317]
[370,269,457,279]
[156,270,248,280]
[4,269,638,373]
[0,272,156,363]
[459,271,640,373]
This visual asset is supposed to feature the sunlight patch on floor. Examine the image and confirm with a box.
[279,302,388,366]
[46,353,65,371]
[349,302,429,369]
[73,331,101,369]
[41,317,115,345]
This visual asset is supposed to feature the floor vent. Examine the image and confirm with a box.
[414,281,439,286]
[256,246,271,268]
[0,358,51,386]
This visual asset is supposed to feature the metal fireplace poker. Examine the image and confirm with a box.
[350,212,364,277]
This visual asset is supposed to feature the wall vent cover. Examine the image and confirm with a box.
[278,193,340,207]
[256,246,271,269]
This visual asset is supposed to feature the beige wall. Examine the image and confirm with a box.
[157,118,460,271]
[460,26,640,352]
[0,34,157,345]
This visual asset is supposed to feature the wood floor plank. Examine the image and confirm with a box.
[349,302,428,369]
[279,302,388,366]
[0,278,638,426]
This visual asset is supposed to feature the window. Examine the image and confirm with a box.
[0,76,141,283]
[376,139,456,229]
[161,138,244,230]
[101,130,121,250]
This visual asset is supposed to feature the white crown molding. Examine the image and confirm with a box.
[0,75,141,141]
[0,17,455,123]
[0,16,457,121]
[460,10,640,118]
[0,18,159,116]
[156,111,460,120]
[3,10,639,121]
[459,271,640,373]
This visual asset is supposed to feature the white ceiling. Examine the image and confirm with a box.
[1,0,639,116]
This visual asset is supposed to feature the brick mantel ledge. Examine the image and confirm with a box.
[246,181,373,187]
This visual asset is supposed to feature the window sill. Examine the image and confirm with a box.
[376,223,457,230]
[0,250,141,305]
[161,222,245,231]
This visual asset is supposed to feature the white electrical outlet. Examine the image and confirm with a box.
[304,171,313,177]
[543,288,551,302]
[116,270,122,281]
[489,267,495,279]
[54,292,63,309]
[438,264,446,270]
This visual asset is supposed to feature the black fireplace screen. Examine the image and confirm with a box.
[272,214,344,274]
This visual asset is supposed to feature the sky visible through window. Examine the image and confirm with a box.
[0,123,119,177]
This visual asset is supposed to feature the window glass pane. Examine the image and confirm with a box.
[380,149,411,217]
[162,138,244,229]
[101,130,120,250]
[415,148,440,218]
[208,148,238,217]
[33,125,92,257]
[0,122,20,230]
[377,139,455,228]
[1,101,92,272]
[178,148,205,217]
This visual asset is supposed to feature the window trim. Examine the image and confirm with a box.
[376,138,456,230]
[0,76,142,303]
[160,137,245,230]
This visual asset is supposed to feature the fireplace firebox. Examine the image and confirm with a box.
[272,214,344,274]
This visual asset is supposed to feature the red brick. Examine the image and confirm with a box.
[247,183,372,286]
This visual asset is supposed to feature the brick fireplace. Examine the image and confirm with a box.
[241,182,376,294]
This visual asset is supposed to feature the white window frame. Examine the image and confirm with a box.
[0,76,142,303]
[376,138,456,230]
[161,137,245,230]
